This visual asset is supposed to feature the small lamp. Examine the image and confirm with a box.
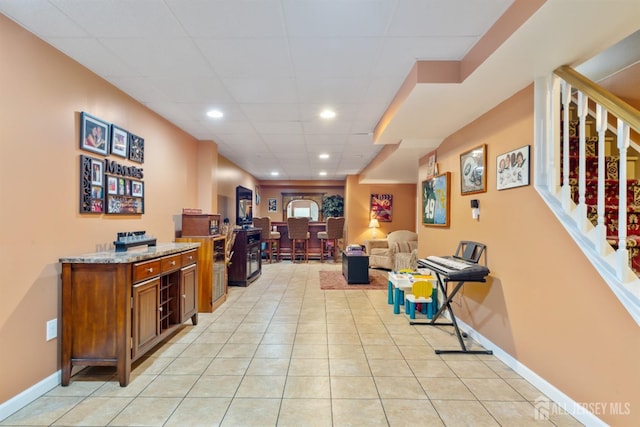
[369,218,380,239]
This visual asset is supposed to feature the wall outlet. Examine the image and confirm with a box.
[46,319,57,341]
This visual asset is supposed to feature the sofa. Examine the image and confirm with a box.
[364,230,418,271]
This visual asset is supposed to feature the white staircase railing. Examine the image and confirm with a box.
[534,66,640,325]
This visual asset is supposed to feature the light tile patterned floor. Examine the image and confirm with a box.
[1,261,583,426]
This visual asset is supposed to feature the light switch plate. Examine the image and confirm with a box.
[46,319,57,341]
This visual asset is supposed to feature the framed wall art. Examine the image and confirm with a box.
[460,144,487,195]
[80,112,109,156]
[370,193,393,222]
[268,198,277,213]
[425,150,437,180]
[422,172,450,227]
[79,154,105,213]
[128,133,144,163]
[497,145,530,190]
[110,125,129,158]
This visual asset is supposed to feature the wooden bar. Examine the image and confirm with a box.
[272,221,326,260]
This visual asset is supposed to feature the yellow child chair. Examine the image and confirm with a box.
[404,280,436,320]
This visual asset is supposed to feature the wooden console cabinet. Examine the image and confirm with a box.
[228,228,261,286]
[176,235,227,312]
[60,243,200,386]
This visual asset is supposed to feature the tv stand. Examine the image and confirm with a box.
[228,228,261,286]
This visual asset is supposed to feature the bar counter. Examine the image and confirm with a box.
[271,221,327,260]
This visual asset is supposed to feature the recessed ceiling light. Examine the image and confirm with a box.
[319,153,330,159]
[320,109,336,119]
[319,171,327,176]
[270,171,279,176]
[206,109,223,118]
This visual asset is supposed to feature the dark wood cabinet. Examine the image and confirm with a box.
[229,228,261,286]
[176,235,227,312]
[60,243,200,386]
[342,252,370,284]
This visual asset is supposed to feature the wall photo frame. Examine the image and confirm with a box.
[370,194,393,222]
[110,125,129,158]
[79,154,105,213]
[128,134,144,163]
[460,144,487,195]
[422,172,450,227]
[80,112,109,156]
[268,198,277,213]
[497,145,530,190]
[425,150,437,180]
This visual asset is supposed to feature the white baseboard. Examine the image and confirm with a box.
[0,370,60,422]
[455,318,606,427]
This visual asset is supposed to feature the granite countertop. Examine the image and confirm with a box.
[59,242,200,264]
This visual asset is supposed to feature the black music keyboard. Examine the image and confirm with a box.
[418,256,490,281]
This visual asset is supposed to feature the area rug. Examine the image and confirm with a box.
[319,270,388,290]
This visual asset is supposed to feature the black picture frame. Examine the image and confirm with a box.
[79,154,105,213]
[80,112,109,156]
[497,145,530,190]
[129,134,144,163]
[110,125,129,158]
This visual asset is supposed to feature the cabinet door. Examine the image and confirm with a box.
[132,278,160,359]
[180,264,198,324]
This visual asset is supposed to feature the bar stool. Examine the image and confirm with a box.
[318,217,345,262]
[287,217,310,262]
[253,217,280,263]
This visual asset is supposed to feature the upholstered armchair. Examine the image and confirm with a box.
[364,230,418,271]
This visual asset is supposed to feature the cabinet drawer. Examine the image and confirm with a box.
[133,260,161,283]
[161,254,181,273]
[181,250,197,266]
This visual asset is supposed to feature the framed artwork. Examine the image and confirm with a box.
[268,198,277,213]
[425,150,437,180]
[110,125,129,158]
[131,180,144,197]
[497,145,530,190]
[422,172,451,227]
[80,112,109,156]
[460,144,487,195]
[107,176,118,195]
[129,134,144,163]
[79,154,104,213]
[370,194,393,222]
[106,196,144,214]
[90,158,103,186]
[255,187,260,206]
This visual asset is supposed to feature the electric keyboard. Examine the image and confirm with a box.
[419,256,489,281]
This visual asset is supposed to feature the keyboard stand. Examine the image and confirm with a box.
[411,273,493,355]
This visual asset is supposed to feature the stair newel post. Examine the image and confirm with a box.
[616,119,631,281]
[561,80,572,210]
[595,105,608,255]
[577,91,588,231]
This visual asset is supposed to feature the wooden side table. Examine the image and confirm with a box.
[342,251,370,284]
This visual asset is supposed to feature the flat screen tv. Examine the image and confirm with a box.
[236,185,253,226]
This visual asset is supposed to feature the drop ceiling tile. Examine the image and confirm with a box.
[52,0,187,38]
[196,38,294,79]
[149,76,235,104]
[100,38,213,77]
[47,38,140,77]
[282,0,394,37]
[0,0,87,37]
[252,121,304,135]
[222,78,298,103]
[289,37,380,78]
[262,134,306,147]
[165,0,286,38]
[240,104,301,122]
[296,78,369,104]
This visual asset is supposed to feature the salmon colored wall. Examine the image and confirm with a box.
[345,176,417,245]
[0,16,202,403]
[216,155,258,222]
[418,85,639,425]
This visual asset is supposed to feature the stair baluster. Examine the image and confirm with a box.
[595,104,608,255]
[616,119,631,281]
